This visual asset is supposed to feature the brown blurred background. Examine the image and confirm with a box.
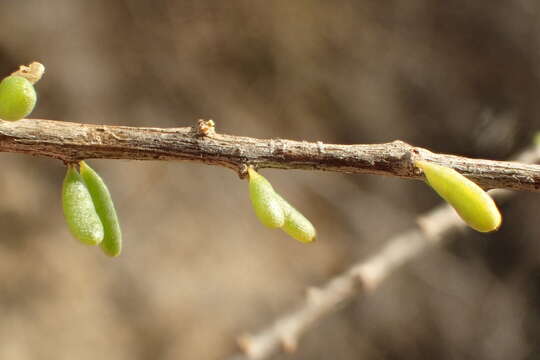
[1,1,540,359]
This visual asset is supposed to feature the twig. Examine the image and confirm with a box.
[229,145,540,360]
[0,118,539,190]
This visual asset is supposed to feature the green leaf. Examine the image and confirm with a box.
[0,76,37,121]
[62,166,104,245]
[248,168,285,228]
[80,161,122,257]
[415,160,502,232]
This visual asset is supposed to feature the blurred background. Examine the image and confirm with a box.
[0,1,540,359]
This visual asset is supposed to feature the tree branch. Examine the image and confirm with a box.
[228,145,540,360]
[0,118,539,191]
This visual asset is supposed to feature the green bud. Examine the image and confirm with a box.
[274,193,316,243]
[415,160,502,232]
[248,168,285,228]
[62,166,104,245]
[80,161,122,257]
[0,76,37,121]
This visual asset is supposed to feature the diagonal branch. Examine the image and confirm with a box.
[228,145,540,360]
[0,118,539,191]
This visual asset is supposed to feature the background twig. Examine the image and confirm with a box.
[1,118,539,191]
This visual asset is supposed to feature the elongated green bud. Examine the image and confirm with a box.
[80,161,122,257]
[248,168,285,228]
[274,193,316,243]
[0,76,37,121]
[415,160,502,232]
[62,166,104,245]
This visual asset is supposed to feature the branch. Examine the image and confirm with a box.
[229,145,540,360]
[0,118,539,191]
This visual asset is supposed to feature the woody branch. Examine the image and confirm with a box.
[0,118,539,191]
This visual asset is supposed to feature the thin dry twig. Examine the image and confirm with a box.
[229,145,540,360]
[0,118,539,191]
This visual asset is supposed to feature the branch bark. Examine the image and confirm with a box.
[228,145,540,360]
[0,118,539,191]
